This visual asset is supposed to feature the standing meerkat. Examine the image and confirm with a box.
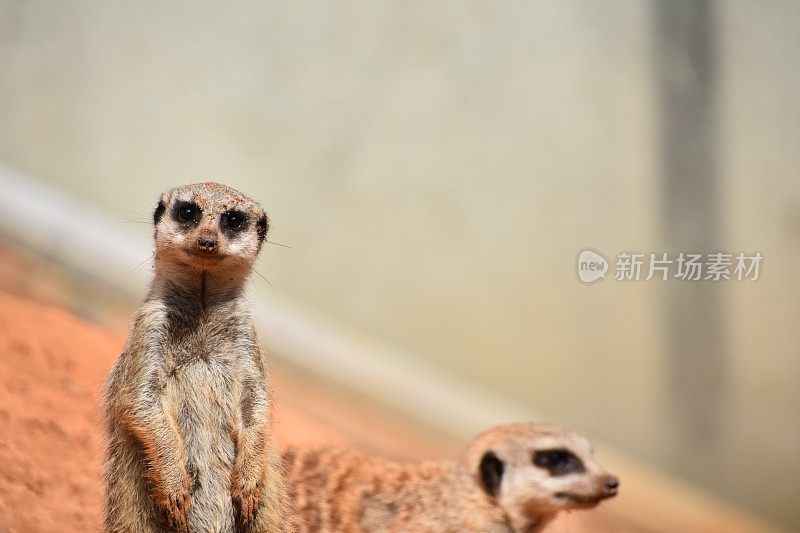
[283,422,618,533]
[103,182,287,532]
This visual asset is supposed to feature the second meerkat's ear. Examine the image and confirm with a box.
[154,199,166,225]
[479,450,505,498]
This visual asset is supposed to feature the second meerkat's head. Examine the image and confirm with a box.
[153,182,268,273]
[463,422,618,529]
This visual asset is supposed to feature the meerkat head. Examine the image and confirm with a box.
[463,422,618,529]
[152,182,268,274]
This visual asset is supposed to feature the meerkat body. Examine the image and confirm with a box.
[103,183,286,532]
[283,422,618,533]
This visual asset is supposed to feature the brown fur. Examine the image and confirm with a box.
[283,422,618,533]
[103,183,288,532]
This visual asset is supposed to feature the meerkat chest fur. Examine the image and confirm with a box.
[157,290,256,435]
[160,284,254,378]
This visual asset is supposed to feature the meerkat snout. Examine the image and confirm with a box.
[603,474,619,495]
[549,469,620,508]
[197,235,218,252]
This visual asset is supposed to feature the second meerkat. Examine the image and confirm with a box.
[103,183,287,532]
[283,422,619,533]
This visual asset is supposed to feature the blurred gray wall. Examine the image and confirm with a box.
[0,1,798,528]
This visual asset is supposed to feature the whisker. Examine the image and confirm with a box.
[136,193,154,209]
[122,204,153,218]
[228,255,273,289]
[252,268,273,288]
[109,218,150,225]
[267,240,291,249]
[575,506,587,533]
[129,253,155,273]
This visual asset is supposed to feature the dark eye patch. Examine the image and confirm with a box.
[153,200,166,224]
[220,209,248,237]
[533,448,584,476]
[172,201,201,225]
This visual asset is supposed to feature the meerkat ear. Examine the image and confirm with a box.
[256,214,269,242]
[479,450,505,498]
[153,199,166,225]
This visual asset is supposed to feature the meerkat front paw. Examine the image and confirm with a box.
[231,464,264,525]
[233,482,263,525]
[164,490,192,532]
[155,471,193,532]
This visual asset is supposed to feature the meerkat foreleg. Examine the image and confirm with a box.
[119,398,193,531]
[231,373,271,526]
[111,318,193,532]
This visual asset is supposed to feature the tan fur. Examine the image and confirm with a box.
[283,422,618,533]
[103,183,288,532]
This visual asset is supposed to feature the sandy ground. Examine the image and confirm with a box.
[0,288,627,532]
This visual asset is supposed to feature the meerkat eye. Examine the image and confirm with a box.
[221,210,247,232]
[533,449,584,476]
[173,201,201,224]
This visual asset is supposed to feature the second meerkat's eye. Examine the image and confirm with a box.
[221,209,248,233]
[172,201,201,225]
[533,449,584,476]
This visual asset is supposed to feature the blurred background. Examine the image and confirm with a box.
[0,1,798,531]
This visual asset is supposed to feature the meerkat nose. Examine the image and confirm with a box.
[604,476,619,495]
[197,237,218,252]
